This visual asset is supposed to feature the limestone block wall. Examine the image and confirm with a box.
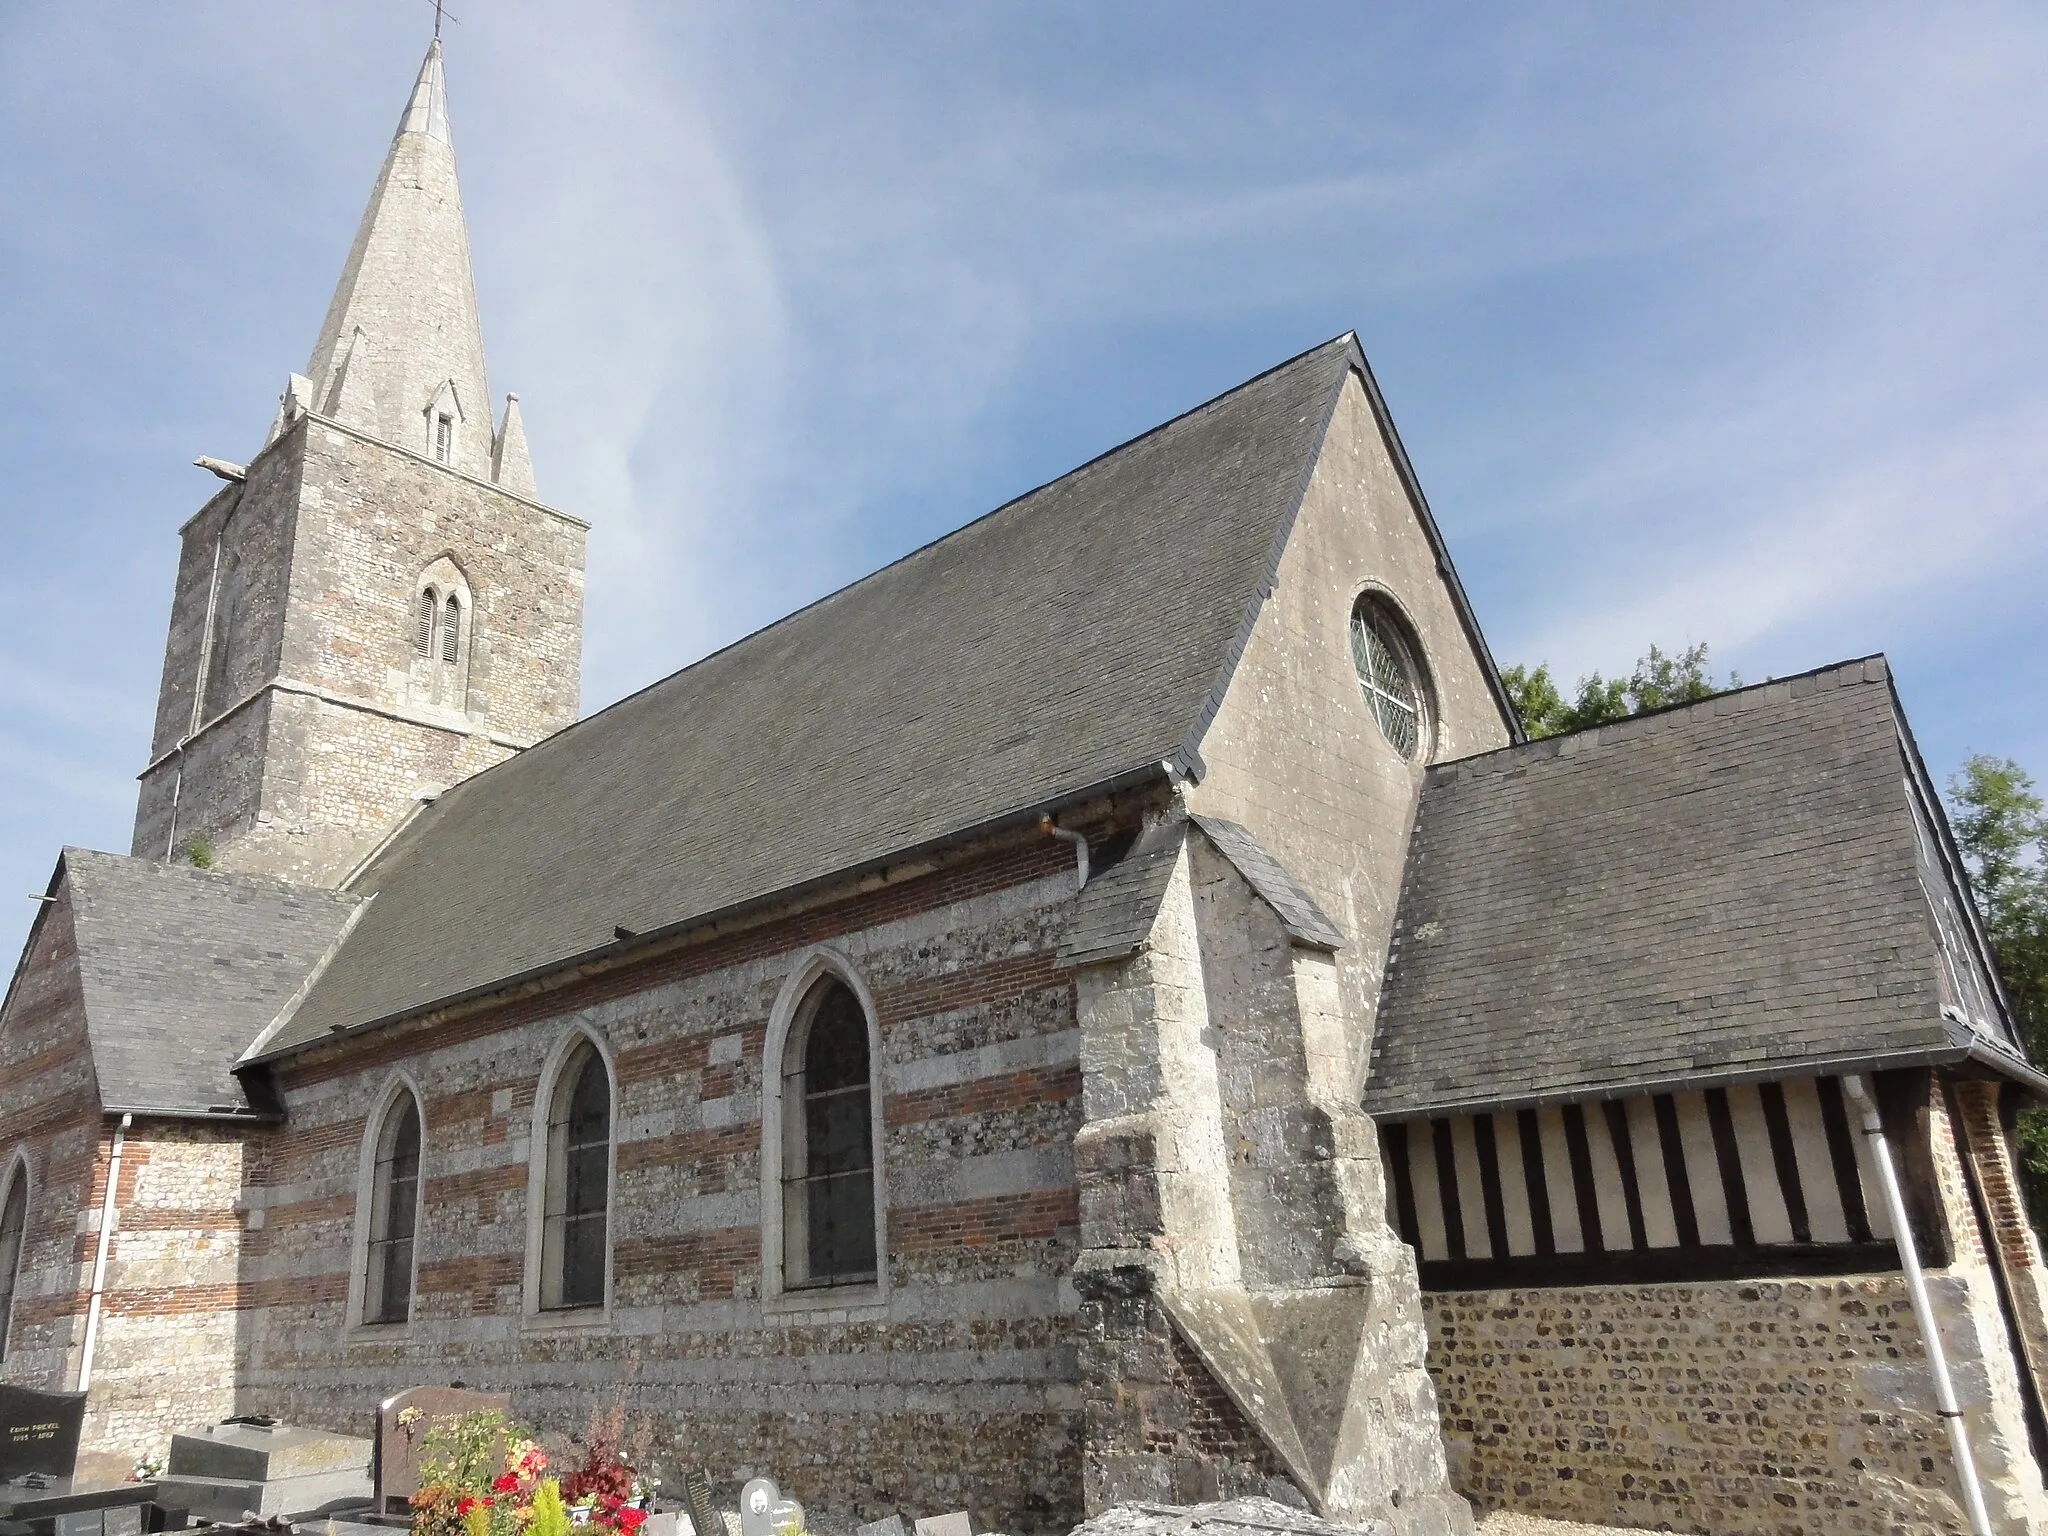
[286,421,584,744]
[133,693,272,867]
[1426,1275,1972,1535]
[222,690,515,885]
[144,447,307,763]
[133,413,586,884]
[1189,369,1512,1082]
[235,827,1095,1534]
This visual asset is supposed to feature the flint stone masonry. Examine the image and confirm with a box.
[1425,1273,2005,1535]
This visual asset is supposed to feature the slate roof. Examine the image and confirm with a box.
[60,849,363,1114]
[1191,816,1344,951]
[267,333,1474,1054]
[1362,657,2036,1119]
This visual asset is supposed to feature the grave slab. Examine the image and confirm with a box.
[159,1421,369,1522]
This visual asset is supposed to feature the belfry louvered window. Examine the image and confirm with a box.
[365,1096,421,1324]
[0,1168,25,1362]
[440,595,460,664]
[1350,597,1429,761]
[781,980,878,1288]
[414,591,437,657]
[541,1043,611,1310]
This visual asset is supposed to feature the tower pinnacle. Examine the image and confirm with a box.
[300,39,500,481]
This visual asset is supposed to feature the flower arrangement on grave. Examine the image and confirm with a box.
[410,1412,561,1536]
[557,1418,647,1534]
[127,1454,166,1482]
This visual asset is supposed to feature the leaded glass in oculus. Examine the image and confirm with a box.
[366,1097,421,1324]
[1350,600,1426,760]
[0,1173,23,1362]
[783,981,877,1288]
[542,1045,611,1310]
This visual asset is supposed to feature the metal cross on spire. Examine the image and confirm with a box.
[430,0,461,38]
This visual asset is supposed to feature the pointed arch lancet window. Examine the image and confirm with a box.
[0,1169,26,1361]
[541,1044,611,1310]
[440,594,460,665]
[781,980,877,1288]
[364,1097,421,1324]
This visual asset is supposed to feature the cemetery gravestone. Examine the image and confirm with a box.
[914,1514,971,1536]
[0,1386,85,1484]
[738,1480,779,1536]
[682,1469,718,1536]
[372,1386,512,1515]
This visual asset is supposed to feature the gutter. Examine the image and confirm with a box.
[241,760,1174,1070]
[1368,1036,2048,1125]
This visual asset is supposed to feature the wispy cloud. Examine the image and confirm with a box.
[0,1,2043,963]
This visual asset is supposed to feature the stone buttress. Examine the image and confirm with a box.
[1061,809,1471,1536]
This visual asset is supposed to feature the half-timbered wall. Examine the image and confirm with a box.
[1379,1076,1901,1289]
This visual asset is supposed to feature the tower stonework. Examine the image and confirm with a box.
[132,42,585,887]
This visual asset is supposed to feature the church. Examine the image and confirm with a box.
[4,39,2048,1536]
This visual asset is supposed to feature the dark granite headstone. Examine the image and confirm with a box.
[681,1469,718,1536]
[370,1386,511,1516]
[0,1387,85,1483]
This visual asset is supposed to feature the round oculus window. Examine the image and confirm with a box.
[1350,599,1427,760]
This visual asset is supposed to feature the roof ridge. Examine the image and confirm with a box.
[62,845,360,901]
[354,332,1364,865]
[1427,653,1891,774]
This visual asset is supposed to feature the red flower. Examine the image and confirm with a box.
[457,1498,478,1516]
[616,1509,648,1532]
[494,1474,520,1493]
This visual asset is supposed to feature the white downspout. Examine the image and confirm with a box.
[77,1112,131,1392]
[1039,815,1089,891]
[1844,1074,1995,1536]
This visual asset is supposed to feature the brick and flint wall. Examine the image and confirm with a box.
[0,886,100,1393]
[230,818,1115,1534]
[1416,1070,2048,1536]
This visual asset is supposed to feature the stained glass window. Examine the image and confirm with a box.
[1351,599,1427,760]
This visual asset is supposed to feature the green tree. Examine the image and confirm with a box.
[1502,642,1737,739]
[1947,755,2048,1222]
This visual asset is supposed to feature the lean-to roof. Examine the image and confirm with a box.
[59,849,362,1114]
[1363,657,2036,1119]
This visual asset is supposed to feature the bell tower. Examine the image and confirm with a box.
[133,41,587,887]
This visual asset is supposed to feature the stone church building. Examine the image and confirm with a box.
[4,39,2047,1536]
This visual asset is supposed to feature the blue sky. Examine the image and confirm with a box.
[1,3,2044,956]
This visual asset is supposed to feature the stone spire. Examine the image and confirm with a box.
[301,40,495,478]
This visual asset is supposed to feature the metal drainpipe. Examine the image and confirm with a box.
[77,1113,131,1392]
[1039,815,1089,891]
[1844,1074,1995,1536]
